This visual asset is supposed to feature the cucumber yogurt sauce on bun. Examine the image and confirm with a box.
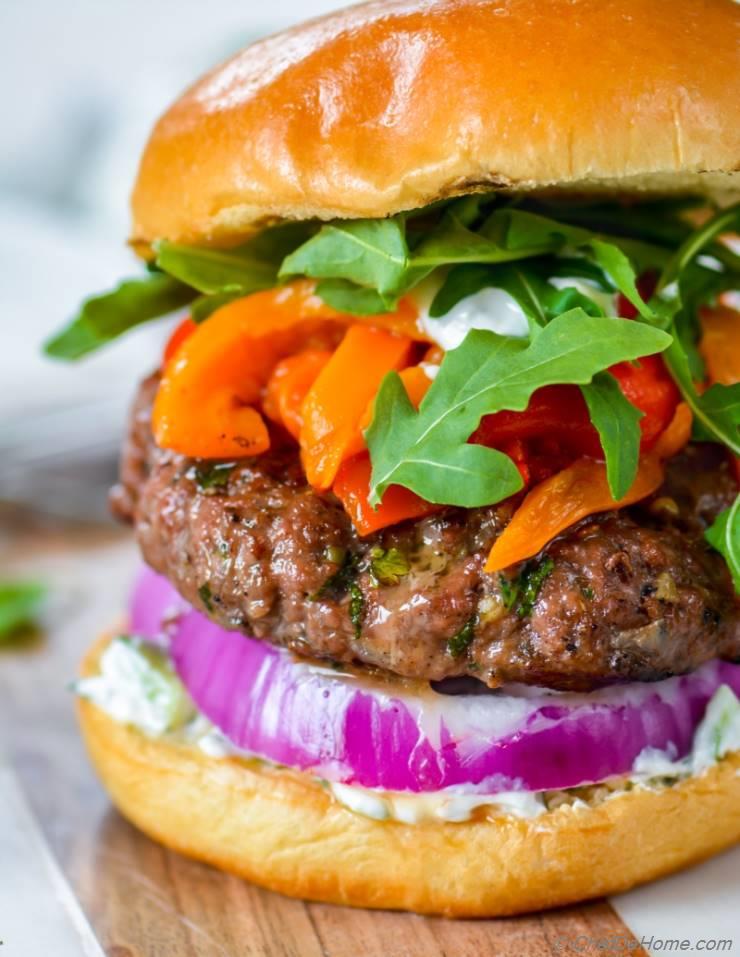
[48,0,740,916]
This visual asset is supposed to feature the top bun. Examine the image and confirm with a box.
[131,0,740,250]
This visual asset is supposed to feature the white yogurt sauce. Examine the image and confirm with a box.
[74,636,196,735]
[418,286,530,350]
[414,278,617,353]
[329,781,545,823]
[328,684,740,824]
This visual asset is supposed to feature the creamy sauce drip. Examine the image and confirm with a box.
[412,277,618,352]
[78,639,740,825]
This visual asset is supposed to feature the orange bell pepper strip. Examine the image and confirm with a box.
[153,281,427,460]
[485,403,693,573]
[333,453,439,536]
[300,326,414,488]
[263,349,332,440]
[153,282,352,459]
[700,304,740,386]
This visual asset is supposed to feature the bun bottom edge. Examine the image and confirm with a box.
[78,633,740,917]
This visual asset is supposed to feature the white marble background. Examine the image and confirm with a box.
[0,1,344,516]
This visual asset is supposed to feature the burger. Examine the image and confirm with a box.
[48,0,740,917]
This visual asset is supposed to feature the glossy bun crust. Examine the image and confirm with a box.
[79,636,740,916]
[130,0,740,250]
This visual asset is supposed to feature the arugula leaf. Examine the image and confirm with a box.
[589,240,653,319]
[155,244,276,295]
[156,221,312,296]
[645,204,740,456]
[429,261,606,328]
[367,312,672,507]
[663,339,740,454]
[705,497,740,593]
[432,263,645,499]
[279,219,411,307]
[44,274,195,360]
[496,212,658,320]
[527,198,702,248]
[279,204,659,319]
[545,256,614,290]
[651,204,740,327]
[315,279,391,316]
[410,206,552,268]
[669,262,738,381]
[0,581,47,641]
[657,203,740,293]
[580,372,643,499]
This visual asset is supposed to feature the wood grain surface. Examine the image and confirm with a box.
[0,517,647,957]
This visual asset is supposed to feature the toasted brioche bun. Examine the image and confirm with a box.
[79,634,740,916]
[130,0,740,251]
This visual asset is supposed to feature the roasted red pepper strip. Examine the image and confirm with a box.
[472,355,679,476]
[333,453,439,536]
[485,403,693,572]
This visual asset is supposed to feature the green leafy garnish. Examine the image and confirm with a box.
[705,497,740,593]
[44,274,195,359]
[663,338,740,455]
[44,222,314,360]
[156,222,314,299]
[447,617,477,658]
[515,557,555,618]
[430,261,643,497]
[44,192,740,544]
[198,583,214,613]
[651,204,740,455]
[429,260,608,329]
[308,549,364,634]
[496,558,555,617]
[368,547,410,587]
[280,219,413,311]
[192,461,235,491]
[279,203,658,319]
[0,581,47,642]
[580,371,644,499]
[656,204,740,296]
[310,550,358,601]
[366,312,670,507]
[499,575,519,610]
[348,582,365,639]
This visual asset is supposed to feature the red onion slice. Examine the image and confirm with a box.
[130,566,740,793]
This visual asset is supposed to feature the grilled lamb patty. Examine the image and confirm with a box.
[113,374,739,691]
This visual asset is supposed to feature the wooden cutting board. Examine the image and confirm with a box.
[0,518,646,957]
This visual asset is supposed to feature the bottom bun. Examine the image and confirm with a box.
[78,635,740,917]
